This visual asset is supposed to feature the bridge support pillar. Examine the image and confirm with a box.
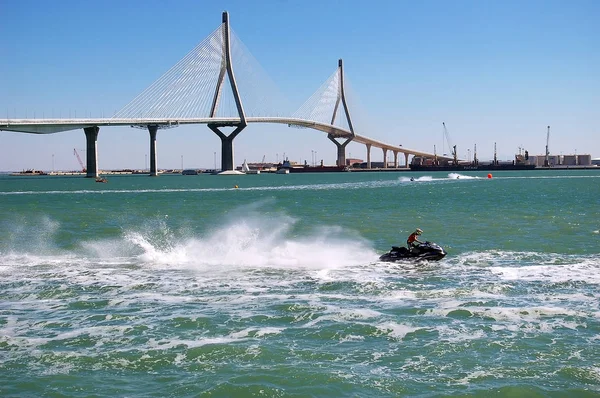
[393,151,398,168]
[209,124,246,171]
[148,125,158,176]
[328,135,352,167]
[366,144,372,169]
[405,153,410,167]
[84,126,99,178]
[382,149,388,168]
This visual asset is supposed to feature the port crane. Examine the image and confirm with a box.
[442,122,458,165]
[494,142,498,165]
[544,126,550,167]
[73,148,86,172]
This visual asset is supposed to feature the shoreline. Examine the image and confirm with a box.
[3,165,598,176]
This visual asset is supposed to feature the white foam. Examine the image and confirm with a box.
[448,173,479,180]
[117,214,379,271]
[339,334,365,343]
[376,322,421,340]
[454,370,495,385]
[399,176,434,183]
[3,173,599,197]
[0,179,401,196]
[2,201,599,375]
[489,261,600,284]
[449,250,600,283]
[254,327,285,337]
[435,324,487,343]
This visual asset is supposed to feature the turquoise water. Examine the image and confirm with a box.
[1,170,599,397]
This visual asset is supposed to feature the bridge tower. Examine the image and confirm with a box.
[327,59,355,167]
[207,11,247,172]
[83,127,99,178]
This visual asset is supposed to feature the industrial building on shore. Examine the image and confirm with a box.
[528,154,592,167]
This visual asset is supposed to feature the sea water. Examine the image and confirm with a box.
[1,170,599,397]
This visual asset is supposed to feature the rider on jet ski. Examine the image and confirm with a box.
[379,228,445,262]
[407,228,424,251]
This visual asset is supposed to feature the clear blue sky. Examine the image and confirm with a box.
[1,0,598,171]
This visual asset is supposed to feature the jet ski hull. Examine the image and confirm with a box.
[379,242,446,262]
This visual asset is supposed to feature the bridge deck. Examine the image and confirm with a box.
[0,117,449,160]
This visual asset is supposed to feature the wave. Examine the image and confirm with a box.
[447,173,480,180]
[0,206,379,273]
[399,173,483,183]
[2,236,598,390]
[399,176,434,183]
[445,250,600,284]
[2,214,597,278]
[0,180,399,196]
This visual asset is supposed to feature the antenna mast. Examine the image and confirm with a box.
[544,126,550,167]
[452,145,458,165]
[493,142,497,165]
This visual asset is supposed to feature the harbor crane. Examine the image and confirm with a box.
[73,148,86,172]
[494,142,498,165]
[442,122,458,165]
[544,126,550,167]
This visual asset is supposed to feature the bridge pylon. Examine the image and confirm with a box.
[327,59,355,167]
[148,125,158,176]
[208,11,247,172]
[83,126,99,178]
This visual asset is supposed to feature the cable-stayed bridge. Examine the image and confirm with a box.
[0,12,443,177]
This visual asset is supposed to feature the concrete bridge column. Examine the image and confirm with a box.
[366,144,372,169]
[84,126,99,178]
[382,148,388,168]
[404,153,410,167]
[328,136,352,167]
[148,125,158,176]
[393,151,398,168]
[208,124,246,171]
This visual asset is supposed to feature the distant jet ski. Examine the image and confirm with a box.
[379,241,446,262]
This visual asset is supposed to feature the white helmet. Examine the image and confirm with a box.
[415,228,423,235]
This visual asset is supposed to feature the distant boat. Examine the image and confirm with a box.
[241,160,260,174]
[95,177,108,183]
[276,159,346,173]
[182,169,199,175]
[10,169,48,176]
[411,143,536,171]
[410,161,536,171]
[409,163,536,171]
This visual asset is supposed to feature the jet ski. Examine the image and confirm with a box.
[379,241,446,262]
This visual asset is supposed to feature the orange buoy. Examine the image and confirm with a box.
[487,173,492,179]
